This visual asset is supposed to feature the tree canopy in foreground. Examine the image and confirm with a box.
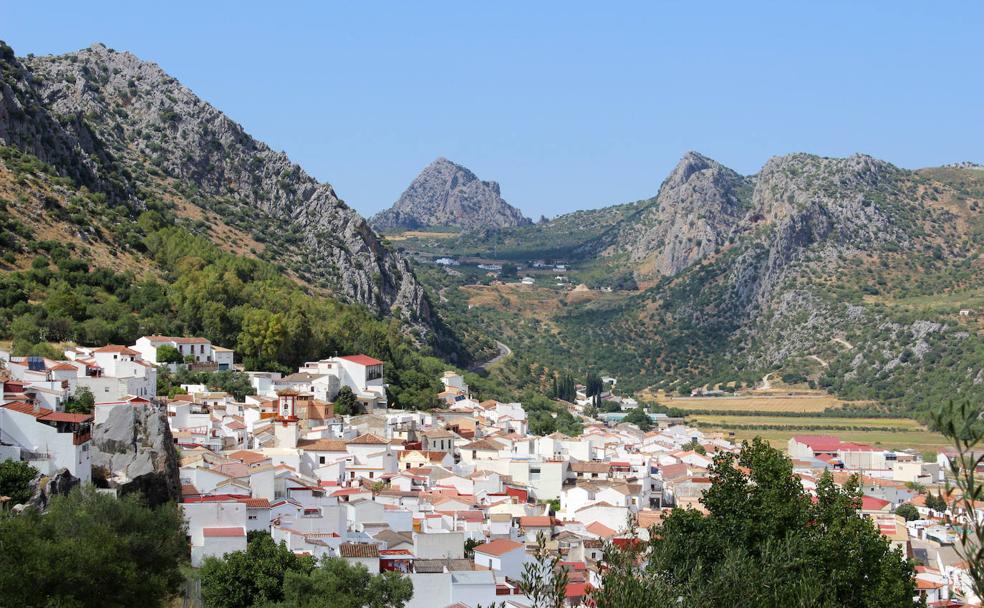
[592,438,919,608]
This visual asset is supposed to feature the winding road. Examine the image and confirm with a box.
[469,340,512,373]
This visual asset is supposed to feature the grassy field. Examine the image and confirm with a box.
[659,393,852,413]
[710,427,951,452]
[689,414,924,429]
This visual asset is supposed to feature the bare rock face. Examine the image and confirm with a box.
[371,158,531,232]
[603,151,752,276]
[91,403,181,506]
[22,468,80,511]
[0,42,436,339]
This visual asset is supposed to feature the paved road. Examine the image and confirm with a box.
[469,340,512,373]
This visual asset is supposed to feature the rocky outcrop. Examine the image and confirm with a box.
[371,158,530,232]
[20,468,80,511]
[0,42,437,338]
[598,151,753,277]
[91,403,180,506]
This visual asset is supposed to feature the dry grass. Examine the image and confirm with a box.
[690,414,924,429]
[656,393,853,413]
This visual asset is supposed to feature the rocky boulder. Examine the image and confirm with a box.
[91,403,181,506]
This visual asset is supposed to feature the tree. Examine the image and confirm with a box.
[585,372,604,408]
[519,532,568,608]
[683,438,706,455]
[894,503,920,521]
[0,460,37,505]
[933,400,984,598]
[591,439,919,608]
[333,386,362,416]
[925,491,948,513]
[156,344,183,364]
[64,386,95,414]
[501,263,518,279]
[0,486,187,607]
[622,407,652,432]
[278,557,413,608]
[200,532,315,608]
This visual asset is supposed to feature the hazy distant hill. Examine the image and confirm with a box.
[371,157,530,232]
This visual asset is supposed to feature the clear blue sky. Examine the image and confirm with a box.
[3,2,982,218]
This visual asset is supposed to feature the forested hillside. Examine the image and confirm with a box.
[409,153,984,417]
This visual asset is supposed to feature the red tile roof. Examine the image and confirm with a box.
[339,354,384,366]
[93,345,141,355]
[339,542,380,558]
[792,435,842,452]
[2,401,53,418]
[474,538,523,556]
[239,498,271,508]
[861,495,891,511]
[349,433,387,445]
[203,527,245,537]
[39,412,93,423]
[47,362,78,371]
[519,516,555,528]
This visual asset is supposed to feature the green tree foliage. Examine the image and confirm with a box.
[0,486,187,607]
[518,532,569,608]
[585,372,604,407]
[0,460,37,505]
[622,407,652,432]
[550,372,575,402]
[0,220,503,410]
[333,386,362,416]
[500,263,518,279]
[200,532,315,608]
[63,386,95,414]
[894,503,920,521]
[592,439,919,608]
[276,557,413,608]
[156,344,184,364]
[925,492,948,513]
[201,533,411,608]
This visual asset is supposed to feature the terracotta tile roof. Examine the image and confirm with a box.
[297,438,348,451]
[239,498,271,508]
[570,461,612,474]
[47,362,78,371]
[203,527,245,537]
[2,401,53,418]
[519,516,556,528]
[339,542,380,558]
[461,438,503,451]
[39,411,93,423]
[586,521,617,538]
[93,345,141,355]
[227,450,269,465]
[339,355,384,366]
[349,433,387,445]
[474,538,523,556]
[181,483,200,497]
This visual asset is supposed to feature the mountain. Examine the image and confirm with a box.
[0,42,439,341]
[371,157,531,232]
[410,150,984,414]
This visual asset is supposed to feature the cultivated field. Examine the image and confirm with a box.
[709,427,951,452]
[689,414,924,429]
[658,393,851,414]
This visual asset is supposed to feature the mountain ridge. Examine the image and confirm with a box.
[371,157,530,232]
[0,41,444,345]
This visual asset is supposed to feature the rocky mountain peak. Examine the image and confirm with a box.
[2,41,439,342]
[371,158,530,232]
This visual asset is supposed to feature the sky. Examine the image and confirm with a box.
[3,2,982,219]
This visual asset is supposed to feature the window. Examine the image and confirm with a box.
[319,456,326,464]
[248,515,257,520]
[369,472,374,479]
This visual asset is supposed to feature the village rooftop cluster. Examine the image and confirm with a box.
[0,337,979,607]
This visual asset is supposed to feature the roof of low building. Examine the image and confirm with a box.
[474,538,523,556]
[339,543,380,558]
[339,355,384,366]
[203,527,245,537]
[93,345,141,355]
